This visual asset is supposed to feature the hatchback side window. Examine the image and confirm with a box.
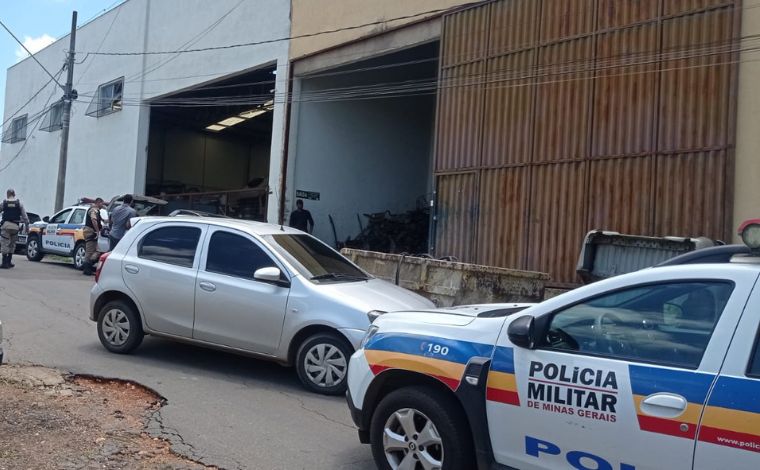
[205,231,276,279]
[50,209,72,224]
[138,226,201,268]
[69,209,86,225]
[543,281,734,369]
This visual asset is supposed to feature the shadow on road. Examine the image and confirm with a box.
[79,335,306,393]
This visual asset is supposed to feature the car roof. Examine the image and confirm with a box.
[139,216,306,236]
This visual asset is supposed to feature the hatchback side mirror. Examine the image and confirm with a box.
[508,315,536,349]
[254,267,286,285]
[43,216,50,223]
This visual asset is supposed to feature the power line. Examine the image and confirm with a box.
[74,4,123,86]
[72,32,756,110]
[0,80,63,173]
[78,6,453,56]
[2,67,64,129]
[127,0,245,84]
[0,18,64,90]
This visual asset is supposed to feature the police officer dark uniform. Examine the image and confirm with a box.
[82,198,104,276]
[1,188,29,269]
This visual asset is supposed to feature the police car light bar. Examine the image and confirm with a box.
[738,219,760,253]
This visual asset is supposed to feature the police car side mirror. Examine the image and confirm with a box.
[43,216,50,223]
[508,315,536,349]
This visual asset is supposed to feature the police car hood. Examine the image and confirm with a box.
[379,303,535,327]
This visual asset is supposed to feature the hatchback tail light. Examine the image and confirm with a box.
[95,252,110,283]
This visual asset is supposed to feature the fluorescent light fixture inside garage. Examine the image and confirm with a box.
[205,124,226,132]
[218,116,246,127]
[239,109,267,119]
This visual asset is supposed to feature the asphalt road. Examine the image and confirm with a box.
[0,257,375,470]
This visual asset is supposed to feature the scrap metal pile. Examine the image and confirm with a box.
[343,207,429,255]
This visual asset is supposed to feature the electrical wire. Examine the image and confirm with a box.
[2,66,65,129]
[77,6,454,56]
[127,0,246,85]
[0,18,65,90]
[74,4,124,87]
[72,35,757,110]
[0,81,63,173]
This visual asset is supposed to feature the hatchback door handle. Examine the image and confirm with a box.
[199,281,216,292]
[124,264,140,274]
[640,393,688,419]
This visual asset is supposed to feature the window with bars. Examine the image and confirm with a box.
[86,77,124,118]
[1,115,28,143]
[41,100,64,132]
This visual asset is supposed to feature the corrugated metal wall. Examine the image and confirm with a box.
[433,0,740,283]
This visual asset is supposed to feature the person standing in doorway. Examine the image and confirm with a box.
[108,194,137,250]
[0,188,29,269]
[82,198,104,276]
[289,199,314,234]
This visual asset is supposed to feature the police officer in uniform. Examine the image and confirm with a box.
[0,189,29,269]
[82,198,104,276]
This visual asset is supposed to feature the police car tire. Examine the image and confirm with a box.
[26,236,44,261]
[97,300,144,354]
[370,386,474,470]
[295,333,353,395]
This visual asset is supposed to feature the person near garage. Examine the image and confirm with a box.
[82,198,105,276]
[0,188,29,269]
[289,199,314,234]
[108,194,137,250]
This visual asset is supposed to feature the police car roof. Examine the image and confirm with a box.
[138,216,306,236]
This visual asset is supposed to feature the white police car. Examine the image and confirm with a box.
[346,221,760,470]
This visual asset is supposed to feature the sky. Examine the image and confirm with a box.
[0,0,122,120]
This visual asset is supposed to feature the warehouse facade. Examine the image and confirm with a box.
[283,0,755,283]
[0,0,290,220]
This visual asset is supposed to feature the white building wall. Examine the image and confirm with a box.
[288,76,435,245]
[0,0,290,218]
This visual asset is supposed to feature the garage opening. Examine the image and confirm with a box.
[145,65,275,220]
[290,41,438,254]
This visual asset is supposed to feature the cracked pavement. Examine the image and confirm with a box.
[0,259,375,469]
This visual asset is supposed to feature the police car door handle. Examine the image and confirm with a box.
[124,264,140,274]
[199,281,216,292]
[640,393,688,419]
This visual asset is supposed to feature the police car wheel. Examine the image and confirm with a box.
[295,333,352,395]
[73,243,86,270]
[97,300,144,354]
[370,386,474,470]
[26,237,43,262]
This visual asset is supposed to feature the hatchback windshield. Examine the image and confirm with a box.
[264,234,369,283]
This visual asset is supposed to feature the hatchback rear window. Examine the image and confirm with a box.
[138,226,201,268]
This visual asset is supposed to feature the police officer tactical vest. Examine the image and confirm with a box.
[85,207,102,230]
[2,200,21,223]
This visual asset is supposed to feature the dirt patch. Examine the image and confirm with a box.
[0,364,215,469]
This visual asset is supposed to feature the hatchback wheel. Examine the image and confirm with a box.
[295,333,351,395]
[370,386,474,470]
[97,300,144,354]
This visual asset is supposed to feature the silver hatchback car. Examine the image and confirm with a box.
[89,217,433,394]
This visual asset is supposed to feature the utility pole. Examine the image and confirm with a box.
[54,11,77,212]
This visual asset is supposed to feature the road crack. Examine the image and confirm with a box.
[277,390,354,430]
